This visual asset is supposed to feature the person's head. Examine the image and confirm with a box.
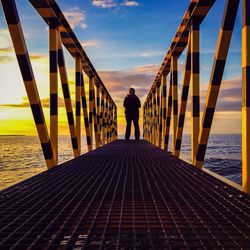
[128,88,135,95]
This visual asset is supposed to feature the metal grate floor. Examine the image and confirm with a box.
[0,140,250,249]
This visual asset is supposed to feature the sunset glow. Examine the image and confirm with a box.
[0,0,243,136]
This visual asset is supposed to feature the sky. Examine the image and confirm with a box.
[0,0,243,136]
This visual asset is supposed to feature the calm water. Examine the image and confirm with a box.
[0,134,241,190]
[178,134,241,185]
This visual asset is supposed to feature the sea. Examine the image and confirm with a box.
[0,134,242,191]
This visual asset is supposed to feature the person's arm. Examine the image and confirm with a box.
[123,97,128,109]
[137,97,141,109]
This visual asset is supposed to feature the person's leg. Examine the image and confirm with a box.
[125,114,132,140]
[133,114,140,140]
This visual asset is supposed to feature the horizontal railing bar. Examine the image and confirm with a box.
[144,0,215,106]
[28,0,116,107]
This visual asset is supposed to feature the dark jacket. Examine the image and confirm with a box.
[123,94,141,115]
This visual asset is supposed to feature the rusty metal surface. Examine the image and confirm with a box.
[0,140,249,249]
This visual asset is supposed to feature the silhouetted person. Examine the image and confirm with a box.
[123,88,141,140]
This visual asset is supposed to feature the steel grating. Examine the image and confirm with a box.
[0,140,250,249]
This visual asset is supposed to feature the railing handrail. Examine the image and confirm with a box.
[143,0,250,194]
[144,0,215,106]
[29,0,116,107]
[1,0,118,169]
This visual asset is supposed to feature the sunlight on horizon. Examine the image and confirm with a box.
[0,0,243,137]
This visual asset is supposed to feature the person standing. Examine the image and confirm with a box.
[123,88,141,140]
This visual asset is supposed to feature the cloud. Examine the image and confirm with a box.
[81,40,98,47]
[140,51,162,57]
[100,63,241,114]
[0,27,48,64]
[92,0,117,8]
[0,29,12,49]
[0,97,69,108]
[0,56,13,64]
[92,0,139,8]
[121,1,139,6]
[63,7,87,29]
[0,47,12,53]
[98,64,159,106]
[204,77,241,112]
[29,53,48,60]
[0,29,14,63]
[184,77,241,113]
[40,97,70,108]
[0,102,30,108]
[132,64,159,75]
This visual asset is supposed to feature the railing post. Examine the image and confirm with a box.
[100,89,105,145]
[80,69,92,151]
[150,92,153,143]
[58,34,79,157]
[153,89,157,145]
[191,21,200,164]
[162,71,167,149]
[115,106,118,139]
[89,75,94,146]
[1,0,56,168]
[195,0,239,168]
[49,22,59,163]
[171,56,178,154]
[150,95,153,143]
[145,101,150,142]
[144,104,146,141]
[164,76,172,151]
[175,31,191,157]
[242,0,250,194]
[111,103,115,140]
[92,80,100,148]
[156,82,161,146]
[158,83,163,148]
[105,94,108,144]
[109,99,112,142]
[75,57,82,155]
[105,97,109,143]
[146,101,149,141]
[96,84,101,145]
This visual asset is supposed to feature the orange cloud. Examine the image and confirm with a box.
[29,54,47,60]
[99,64,159,105]
[200,77,241,112]
[132,64,159,75]
[0,97,69,108]
[121,1,139,6]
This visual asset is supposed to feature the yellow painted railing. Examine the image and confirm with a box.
[143,0,250,194]
[1,0,117,169]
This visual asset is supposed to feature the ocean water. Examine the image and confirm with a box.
[178,134,241,185]
[0,136,85,190]
[0,134,242,191]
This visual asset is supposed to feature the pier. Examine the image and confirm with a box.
[0,0,250,249]
[0,140,250,248]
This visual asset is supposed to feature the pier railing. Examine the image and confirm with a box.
[143,0,250,194]
[1,0,117,169]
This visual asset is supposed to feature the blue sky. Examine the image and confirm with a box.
[0,0,243,134]
[0,0,242,77]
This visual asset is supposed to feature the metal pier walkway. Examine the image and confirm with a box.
[0,140,249,249]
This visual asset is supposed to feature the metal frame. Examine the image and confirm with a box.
[143,0,250,194]
[242,0,250,193]
[1,0,117,169]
